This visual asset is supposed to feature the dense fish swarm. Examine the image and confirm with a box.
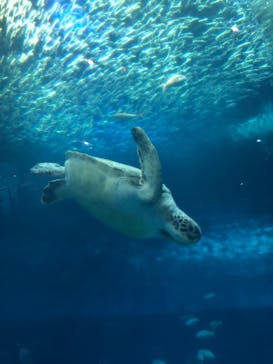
[0,0,272,152]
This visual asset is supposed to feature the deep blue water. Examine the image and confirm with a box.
[1,310,273,364]
[1,135,273,363]
[1,0,273,363]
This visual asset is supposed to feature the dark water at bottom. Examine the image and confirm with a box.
[1,309,273,364]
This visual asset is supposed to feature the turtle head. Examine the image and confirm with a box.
[160,205,201,246]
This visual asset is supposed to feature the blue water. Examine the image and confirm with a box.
[1,0,273,363]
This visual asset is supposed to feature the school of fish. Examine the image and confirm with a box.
[0,0,272,152]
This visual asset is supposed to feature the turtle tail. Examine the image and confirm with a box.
[41,179,70,204]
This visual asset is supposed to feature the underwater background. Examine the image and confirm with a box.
[0,0,273,363]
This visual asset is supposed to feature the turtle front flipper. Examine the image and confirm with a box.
[131,127,162,202]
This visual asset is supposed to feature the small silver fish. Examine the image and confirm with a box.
[197,349,215,362]
[184,317,200,327]
[209,320,223,330]
[111,112,144,119]
[162,74,186,92]
[203,292,216,300]
[195,329,215,339]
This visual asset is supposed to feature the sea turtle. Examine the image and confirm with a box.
[30,127,201,246]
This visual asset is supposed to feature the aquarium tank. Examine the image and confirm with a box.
[0,0,273,363]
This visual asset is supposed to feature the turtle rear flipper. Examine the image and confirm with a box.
[30,163,65,176]
[42,179,71,204]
